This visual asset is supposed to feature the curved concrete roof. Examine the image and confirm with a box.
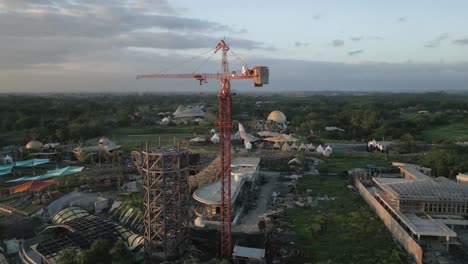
[193,157,260,206]
[52,206,89,224]
[193,177,244,205]
[238,123,259,142]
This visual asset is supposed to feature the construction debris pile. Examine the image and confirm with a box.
[258,172,335,263]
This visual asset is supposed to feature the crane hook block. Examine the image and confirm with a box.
[253,66,269,87]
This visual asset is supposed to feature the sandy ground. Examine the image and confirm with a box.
[232,171,280,233]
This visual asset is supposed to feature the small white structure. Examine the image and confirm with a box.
[282,143,291,151]
[323,145,333,157]
[273,142,281,150]
[298,143,307,151]
[368,139,391,152]
[306,143,316,152]
[316,144,324,153]
[190,137,207,144]
[210,133,220,144]
[194,117,206,124]
[245,141,252,150]
[161,117,171,125]
[3,155,13,164]
[194,216,206,228]
[290,142,299,151]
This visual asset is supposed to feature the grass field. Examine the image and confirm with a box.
[422,123,468,143]
[317,149,401,174]
[286,175,411,264]
[108,126,220,151]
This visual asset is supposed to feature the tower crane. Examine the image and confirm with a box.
[137,40,269,257]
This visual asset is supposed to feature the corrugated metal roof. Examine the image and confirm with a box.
[232,245,265,259]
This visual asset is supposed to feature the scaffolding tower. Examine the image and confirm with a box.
[141,145,190,262]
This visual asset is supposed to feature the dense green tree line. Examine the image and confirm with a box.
[424,146,468,178]
[0,92,467,145]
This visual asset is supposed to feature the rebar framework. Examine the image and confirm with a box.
[141,145,190,262]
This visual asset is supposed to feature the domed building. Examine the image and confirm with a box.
[20,206,144,264]
[25,140,43,151]
[267,110,287,124]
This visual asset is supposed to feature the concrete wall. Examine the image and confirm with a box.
[357,181,423,264]
[94,197,109,213]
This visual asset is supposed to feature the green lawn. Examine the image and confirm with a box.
[109,133,194,150]
[422,123,468,143]
[285,175,411,264]
[108,126,219,151]
[317,149,391,174]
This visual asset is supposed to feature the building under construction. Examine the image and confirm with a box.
[140,146,190,262]
[192,157,260,226]
[357,163,468,264]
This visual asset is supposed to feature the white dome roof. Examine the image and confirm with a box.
[267,110,287,123]
[26,140,43,150]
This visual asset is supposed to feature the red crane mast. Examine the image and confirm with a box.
[137,40,269,257]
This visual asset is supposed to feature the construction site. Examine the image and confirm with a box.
[0,40,314,263]
[2,39,468,264]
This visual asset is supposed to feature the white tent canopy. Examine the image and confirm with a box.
[316,145,324,153]
[282,143,291,151]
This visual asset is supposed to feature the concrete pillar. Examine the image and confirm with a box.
[446,236,449,251]
[417,235,420,241]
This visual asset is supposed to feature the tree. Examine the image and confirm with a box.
[400,133,414,153]
[424,148,460,178]
[79,239,112,264]
[57,247,80,264]
[110,241,133,264]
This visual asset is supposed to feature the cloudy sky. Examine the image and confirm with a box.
[0,0,468,93]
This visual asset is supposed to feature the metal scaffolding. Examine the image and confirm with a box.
[141,145,190,262]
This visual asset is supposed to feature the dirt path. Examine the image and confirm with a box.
[232,171,280,233]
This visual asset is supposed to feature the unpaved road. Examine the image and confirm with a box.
[232,171,280,233]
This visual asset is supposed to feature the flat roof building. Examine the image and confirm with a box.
[358,163,468,263]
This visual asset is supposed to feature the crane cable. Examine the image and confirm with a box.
[156,48,215,74]
[230,50,251,69]
[192,51,216,73]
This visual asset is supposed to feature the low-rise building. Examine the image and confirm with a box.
[193,157,260,225]
[357,163,468,264]
[20,206,144,264]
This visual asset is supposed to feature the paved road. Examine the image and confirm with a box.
[325,143,366,149]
